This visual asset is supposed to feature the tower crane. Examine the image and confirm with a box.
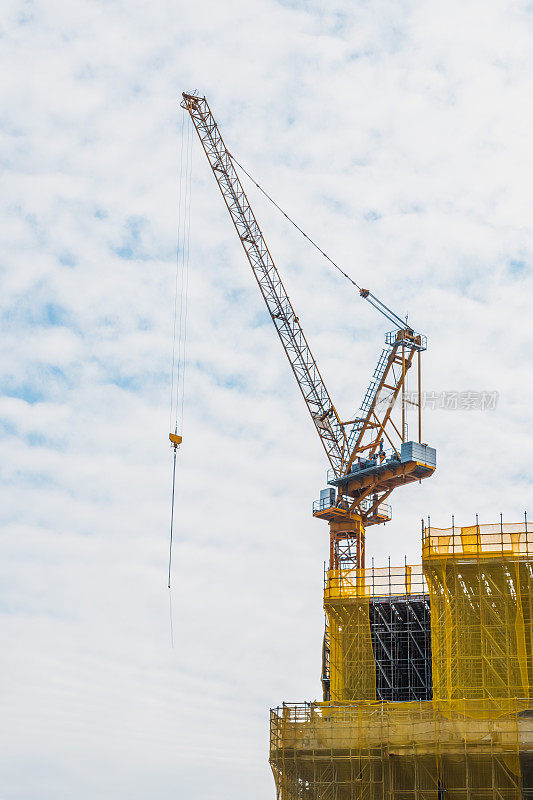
[181,92,436,573]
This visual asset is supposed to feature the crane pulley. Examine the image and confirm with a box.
[181,91,436,571]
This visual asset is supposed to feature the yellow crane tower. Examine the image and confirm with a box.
[180,91,436,575]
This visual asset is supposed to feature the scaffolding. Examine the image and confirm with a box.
[423,522,533,703]
[271,522,533,799]
[323,564,431,703]
[270,699,531,799]
[370,593,432,702]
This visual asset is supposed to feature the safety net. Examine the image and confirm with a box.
[423,523,533,702]
[271,522,533,799]
[270,698,530,799]
[324,564,428,702]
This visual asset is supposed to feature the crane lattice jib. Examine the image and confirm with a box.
[182,93,347,476]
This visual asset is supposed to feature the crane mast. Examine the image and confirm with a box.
[181,92,436,575]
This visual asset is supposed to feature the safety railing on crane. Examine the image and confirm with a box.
[312,493,392,520]
[385,328,427,350]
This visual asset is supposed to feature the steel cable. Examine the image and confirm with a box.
[229,152,362,291]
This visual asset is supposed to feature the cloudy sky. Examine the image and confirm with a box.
[2,0,533,797]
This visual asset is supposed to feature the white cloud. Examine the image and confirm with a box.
[2,0,533,797]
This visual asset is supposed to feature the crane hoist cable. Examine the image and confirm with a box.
[228,152,411,331]
[168,111,192,590]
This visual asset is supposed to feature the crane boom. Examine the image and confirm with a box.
[181,92,348,476]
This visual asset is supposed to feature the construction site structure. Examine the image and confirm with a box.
[271,521,533,798]
[177,94,533,798]
[180,92,436,577]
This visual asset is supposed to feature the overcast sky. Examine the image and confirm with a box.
[2,1,533,798]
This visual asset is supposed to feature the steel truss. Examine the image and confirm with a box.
[181,93,347,477]
[370,594,432,701]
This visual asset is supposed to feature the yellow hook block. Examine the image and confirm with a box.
[169,433,182,447]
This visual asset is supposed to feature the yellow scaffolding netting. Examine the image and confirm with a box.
[271,699,529,799]
[324,564,428,702]
[324,590,375,701]
[424,523,533,703]
[271,522,533,799]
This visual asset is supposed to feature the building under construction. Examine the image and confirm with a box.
[179,93,532,798]
[270,522,533,798]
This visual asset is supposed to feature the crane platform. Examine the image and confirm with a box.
[331,441,435,494]
[313,442,436,526]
